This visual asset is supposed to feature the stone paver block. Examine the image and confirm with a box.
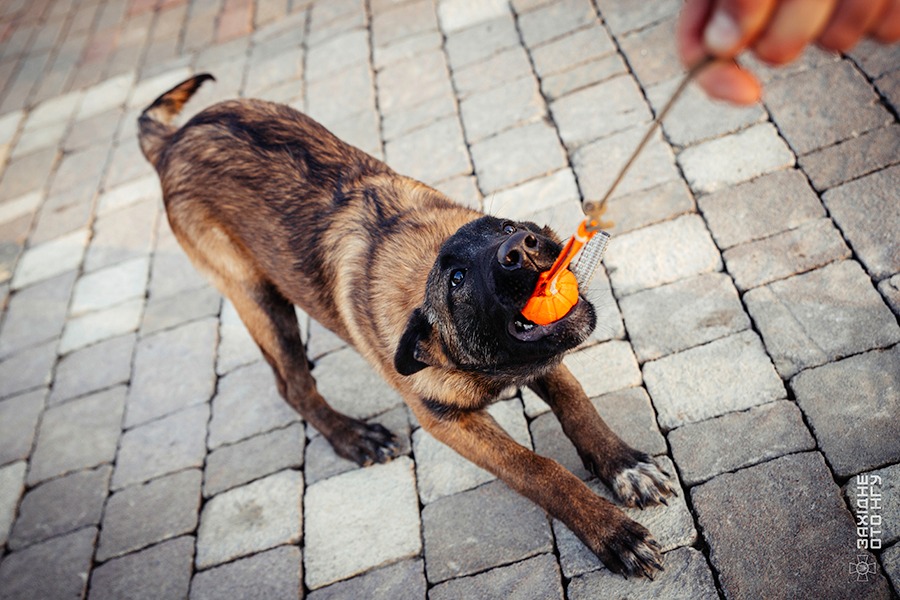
[374,29,443,71]
[594,0,681,34]
[452,46,536,99]
[28,386,125,485]
[541,53,628,101]
[217,298,262,375]
[9,465,111,550]
[305,457,420,589]
[413,399,530,504]
[621,272,750,362]
[692,452,893,599]
[90,536,194,600]
[86,197,158,274]
[325,109,381,156]
[745,261,900,378]
[698,169,825,250]
[190,545,302,600]
[141,284,221,337]
[823,165,900,280]
[438,0,510,34]
[0,527,96,600]
[314,346,403,420]
[0,461,26,546]
[845,463,900,547]
[308,559,425,600]
[430,553,563,600]
[489,168,580,221]
[209,361,301,449]
[678,123,795,194]
[371,0,437,48]
[645,330,785,430]
[70,256,150,316]
[471,120,567,194]
[204,422,304,497]
[791,346,900,479]
[517,0,596,48]
[377,52,451,116]
[422,479,553,584]
[530,24,615,77]
[669,401,815,486]
[76,72,133,121]
[245,47,303,95]
[553,457,695,578]
[724,217,851,291]
[882,543,900,592]
[879,274,900,317]
[567,546,718,600]
[0,147,57,203]
[444,16,518,70]
[0,341,57,400]
[604,214,722,297]
[127,317,217,427]
[603,179,695,236]
[11,228,88,290]
[50,333,134,405]
[96,174,159,217]
[799,125,900,192]
[113,403,209,490]
[460,76,545,143]
[551,75,650,151]
[197,470,303,569]
[618,17,683,88]
[385,116,470,186]
[59,297,144,355]
[563,340,642,398]
[766,60,892,155]
[435,175,482,210]
[382,91,456,142]
[149,222,209,300]
[574,127,680,201]
[98,469,202,562]
[0,388,44,465]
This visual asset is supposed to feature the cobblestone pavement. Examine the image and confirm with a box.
[0,0,898,598]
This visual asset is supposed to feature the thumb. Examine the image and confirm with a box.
[704,0,778,56]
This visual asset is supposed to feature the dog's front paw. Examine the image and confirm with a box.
[609,454,678,509]
[331,419,401,467]
[592,516,664,579]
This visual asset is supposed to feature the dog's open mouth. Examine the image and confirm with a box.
[508,299,579,342]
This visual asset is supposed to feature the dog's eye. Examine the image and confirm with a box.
[449,269,466,288]
[502,223,516,235]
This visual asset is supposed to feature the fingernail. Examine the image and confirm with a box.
[704,10,741,55]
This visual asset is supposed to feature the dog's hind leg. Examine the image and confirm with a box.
[528,365,677,508]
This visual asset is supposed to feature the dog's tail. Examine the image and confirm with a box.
[138,73,215,168]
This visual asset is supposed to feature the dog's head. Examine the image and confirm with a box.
[394,215,596,381]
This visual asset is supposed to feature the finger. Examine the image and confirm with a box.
[703,0,778,57]
[873,0,900,42]
[753,0,839,64]
[695,60,762,105]
[678,0,715,66]
[819,0,888,51]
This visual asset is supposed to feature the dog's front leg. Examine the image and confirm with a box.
[529,365,677,508]
[417,405,663,578]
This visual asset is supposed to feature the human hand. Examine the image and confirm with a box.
[677,0,900,104]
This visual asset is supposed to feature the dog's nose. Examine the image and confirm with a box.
[497,231,539,270]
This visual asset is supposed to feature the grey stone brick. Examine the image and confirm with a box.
[430,553,563,600]
[434,175,482,210]
[883,544,900,592]
[618,17,683,88]
[595,0,680,35]
[422,479,553,583]
[0,270,74,358]
[96,174,158,218]
[563,341,642,398]
[0,388,44,465]
[314,346,404,420]
[148,220,208,300]
[444,16,519,71]
[382,91,456,143]
[530,24,615,78]
[791,346,900,479]
[113,403,209,490]
[766,60,893,156]
[845,463,900,547]
[0,461,25,546]
[847,38,900,80]
[246,46,303,94]
[59,297,144,355]
[878,274,900,317]
[217,298,262,375]
[11,229,88,290]
[308,559,425,600]
[305,457,421,589]
[517,0,597,48]
[604,214,722,297]
[724,218,851,291]
[540,53,627,101]
[209,361,300,449]
[50,333,134,405]
[745,261,900,378]
[460,76,546,143]
[140,285,220,337]
[90,536,195,600]
[669,401,815,486]
[645,331,785,430]
[438,0,511,34]
[0,340,57,400]
[692,452,893,599]
[204,422,305,497]
[385,116,470,185]
[452,46,534,98]
[488,168,580,221]
[84,197,158,273]
[9,465,111,550]
[373,30,443,70]
[553,456,695,578]
[621,272,750,362]
[601,179,694,236]
[28,386,124,485]
[190,545,302,600]
[196,470,303,569]
[306,64,376,129]
[739,44,841,83]
[567,547,718,600]
[0,147,57,203]
[799,125,900,192]
[371,0,437,47]
[678,123,795,195]
[70,256,150,316]
[823,165,900,280]
[325,109,381,156]
[0,527,96,600]
[550,75,651,151]
[97,469,202,562]
[377,51,452,116]
[876,69,899,115]
[471,120,567,194]
[697,169,825,250]
[126,318,217,428]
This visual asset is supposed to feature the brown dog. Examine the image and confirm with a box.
[138,74,677,578]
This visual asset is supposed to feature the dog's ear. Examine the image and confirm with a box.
[394,308,448,376]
